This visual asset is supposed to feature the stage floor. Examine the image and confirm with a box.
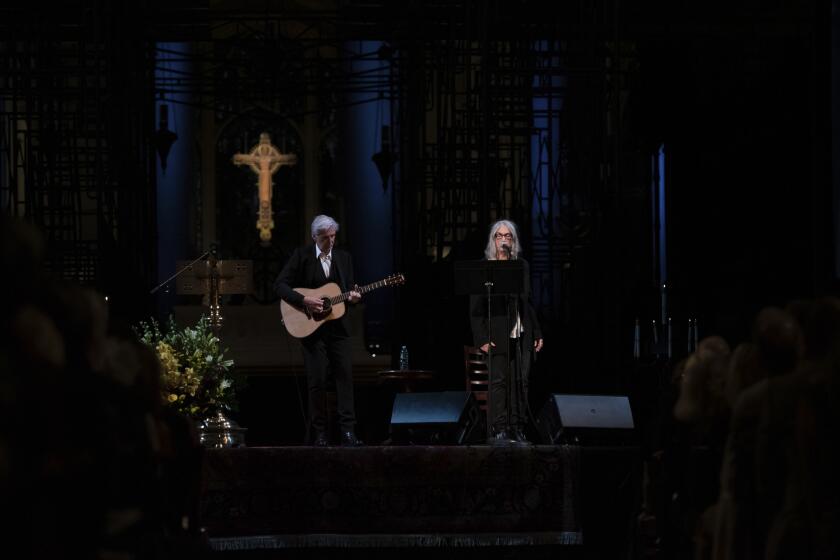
[200,445,640,556]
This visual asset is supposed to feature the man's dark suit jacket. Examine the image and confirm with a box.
[274,244,355,336]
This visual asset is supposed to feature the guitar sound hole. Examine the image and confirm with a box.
[321,297,332,312]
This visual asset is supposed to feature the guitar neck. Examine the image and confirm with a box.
[330,279,390,305]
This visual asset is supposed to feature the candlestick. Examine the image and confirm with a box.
[633,318,640,359]
[693,318,699,350]
[687,318,694,353]
[660,284,667,325]
[651,319,658,347]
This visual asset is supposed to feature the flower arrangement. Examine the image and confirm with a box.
[136,315,237,418]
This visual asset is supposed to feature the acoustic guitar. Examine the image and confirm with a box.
[280,273,405,338]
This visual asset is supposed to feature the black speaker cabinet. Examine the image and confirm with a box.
[536,394,635,444]
[390,391,484,445]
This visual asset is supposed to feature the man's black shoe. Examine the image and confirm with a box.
[313,432,329,447]
[341,431,363,446]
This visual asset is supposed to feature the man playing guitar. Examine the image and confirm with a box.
[274,214,363,447]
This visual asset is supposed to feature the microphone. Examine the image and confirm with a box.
[501,243,511,256]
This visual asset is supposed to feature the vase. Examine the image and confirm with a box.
[196,410,247,448]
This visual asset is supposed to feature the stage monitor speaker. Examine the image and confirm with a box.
[390,391,484,445]
[536,394,635,444]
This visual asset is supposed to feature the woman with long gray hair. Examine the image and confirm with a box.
[470,219,544,445]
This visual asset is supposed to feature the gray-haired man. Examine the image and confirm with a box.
[275,214,363,446]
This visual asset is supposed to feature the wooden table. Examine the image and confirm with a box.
[377,369,435,393]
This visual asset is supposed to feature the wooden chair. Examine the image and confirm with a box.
[463,345,489,411]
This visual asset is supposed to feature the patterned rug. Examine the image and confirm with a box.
[200,445,583,546]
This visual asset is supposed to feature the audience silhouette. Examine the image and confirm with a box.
[0,216,208,559]
[666,298,840,560]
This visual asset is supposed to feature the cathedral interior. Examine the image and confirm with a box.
[1,1,836,558]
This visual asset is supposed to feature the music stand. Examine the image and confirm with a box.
[454,260,524,443]
[175,259,253,332]
[454,260,524,296]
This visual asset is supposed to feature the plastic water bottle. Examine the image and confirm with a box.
[399,345,409,370]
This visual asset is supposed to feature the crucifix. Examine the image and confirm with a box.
[232,132,298,245]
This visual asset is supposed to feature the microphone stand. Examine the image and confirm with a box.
[149,245,222,336]
[511,278,522,439]
[512,265,529,444]
[150,250,211,295]
[484,278,495,443]
[501,244,518,445]
[505,291,514,440]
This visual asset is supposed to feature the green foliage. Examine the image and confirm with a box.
[135,316,239,418]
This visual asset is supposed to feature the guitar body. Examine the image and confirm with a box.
[280,283,346,338]
[279,273,405,338]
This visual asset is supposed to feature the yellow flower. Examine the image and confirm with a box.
[139,316,237,417]
[156,341,180,375]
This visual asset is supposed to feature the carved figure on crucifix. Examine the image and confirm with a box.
[232,132,298,245]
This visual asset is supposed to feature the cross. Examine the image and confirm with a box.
[232,132,298,245]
